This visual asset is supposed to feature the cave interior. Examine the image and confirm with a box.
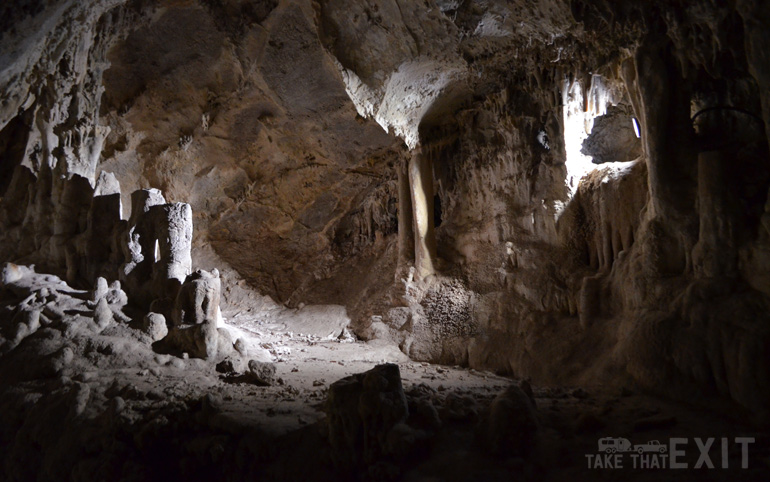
[1,0,770,480]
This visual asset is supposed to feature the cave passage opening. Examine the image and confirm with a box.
[562,75,625,197]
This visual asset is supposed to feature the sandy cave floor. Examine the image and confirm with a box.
[0,269,769,481]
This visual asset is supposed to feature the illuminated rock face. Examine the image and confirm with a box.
[1,0,770,419]
[407,148,436,280]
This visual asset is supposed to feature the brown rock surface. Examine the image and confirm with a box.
[2,1,770,479]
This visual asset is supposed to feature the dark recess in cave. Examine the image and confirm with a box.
[0,108,32,197]
[433,193,442,228]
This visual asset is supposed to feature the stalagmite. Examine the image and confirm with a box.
[122,188,166,286]
[148,202,193,287]
[85,174,123,281]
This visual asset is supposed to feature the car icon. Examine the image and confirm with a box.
[598,437,632,454]
[634,440,667,454]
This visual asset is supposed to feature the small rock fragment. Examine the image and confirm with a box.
[216,357,243,374]
[50,346,74,374]
[248,360,276,386]
[234,337,247,356]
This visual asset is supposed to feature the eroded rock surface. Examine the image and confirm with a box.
[2,1,770,479]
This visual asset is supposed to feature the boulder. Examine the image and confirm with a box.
[172,269,221,327]
[581,105,642,164]
[142,312,168,342]
[105,280,128,307]
[325,364,409,471]
[247,359,276,386]
[216,356,245,374]
[483,385,539,457]
[163,269,222,360]
[1,263,33,287]
[165,320,218,360]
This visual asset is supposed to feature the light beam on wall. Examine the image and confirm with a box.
[562,75,616,198]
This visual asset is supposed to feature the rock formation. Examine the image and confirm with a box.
[325,363,410,477]
[165,269,223,360]
[1,0,770,479]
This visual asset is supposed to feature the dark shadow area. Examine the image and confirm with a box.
[0,107,33,197]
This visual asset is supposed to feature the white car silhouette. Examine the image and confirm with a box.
[634,440,667,454]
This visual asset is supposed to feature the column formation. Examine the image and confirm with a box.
[407,146,437,280]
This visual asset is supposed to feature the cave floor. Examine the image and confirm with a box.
[216,318,770,481]
[0,270,768,481]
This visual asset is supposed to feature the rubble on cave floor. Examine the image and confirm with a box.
[0,264,768,481]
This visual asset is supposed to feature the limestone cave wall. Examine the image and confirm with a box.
[2,0,770,420]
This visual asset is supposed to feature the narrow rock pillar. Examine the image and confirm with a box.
[397,158,415,279]
[408,147,436,279]
[150,202,193,284]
